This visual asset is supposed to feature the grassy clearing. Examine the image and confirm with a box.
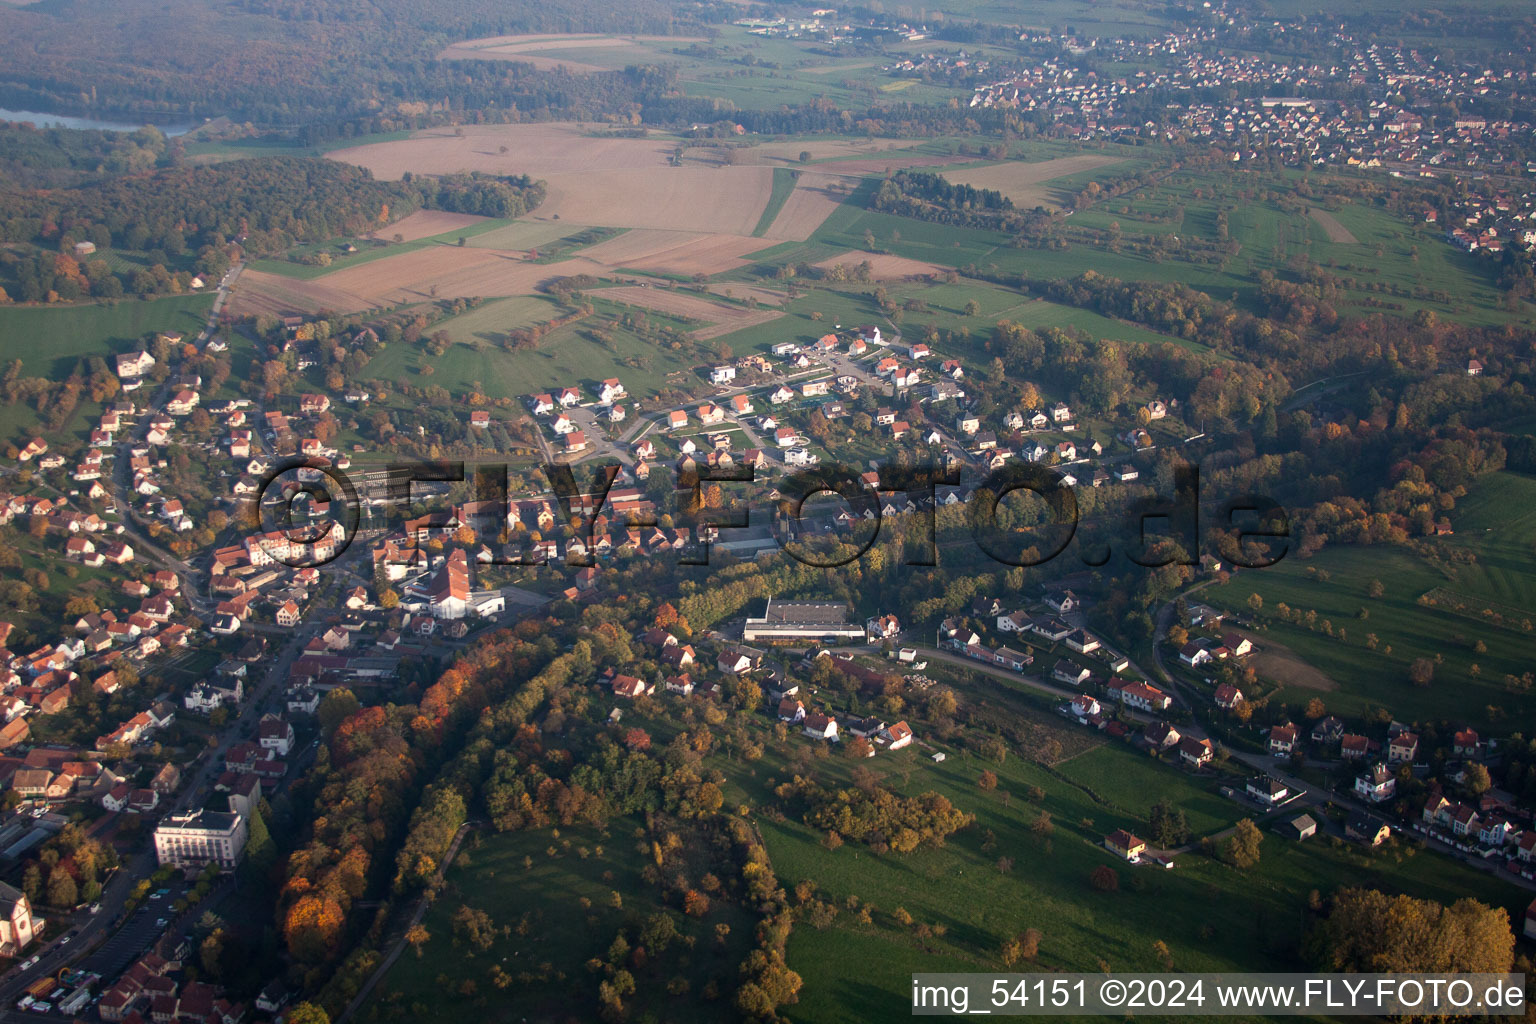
[359,648,1530,1024]
[181,129,415,164]
[361,818,754,1024]
[1201,472,1536,726]
[366,301,714,402]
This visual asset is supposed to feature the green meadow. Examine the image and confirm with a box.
[1202,471,1536,727]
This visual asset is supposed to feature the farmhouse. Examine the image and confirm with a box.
[1104,829,1146,861]
[803,712,838,742]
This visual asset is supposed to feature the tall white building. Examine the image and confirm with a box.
[154,809,249,869]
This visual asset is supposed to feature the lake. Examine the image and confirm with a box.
[0,108,196,136]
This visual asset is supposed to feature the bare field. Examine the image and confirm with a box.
[1253,645,1337,692]
[1308,207,1359,244]
[533,166,773,233]
[330,123,679,179]
[439,33,702,72]
[813,250,943,280]
[383,209,492,242]
[240,248,607,310]
[229,270,381,318]
[942,154,1126,209]
[240,228,781,313]
[761,171,849,241]
[596,285,783,340]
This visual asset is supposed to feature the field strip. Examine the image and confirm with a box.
[1308,206,1359,243]
[813,250,943,280]
[942,154,1128,210]
[384,209,493,242]
[596,284,784,340]
[761,171,849,241]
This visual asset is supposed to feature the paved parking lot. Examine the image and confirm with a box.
[79,884,189,979]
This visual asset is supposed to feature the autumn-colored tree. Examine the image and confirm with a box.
[1089,865,1119,892]
[283,893,345,962]
[1222,819,1264,869]
[1020,927,1042,960]
[1310,888,1514,975]
[683,890,710,917]
[1464,762,1492,796]
[977,770,997,791]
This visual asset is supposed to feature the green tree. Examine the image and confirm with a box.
[244,804,277,875]
[318,688,361,735]
[1148,799,1190,848]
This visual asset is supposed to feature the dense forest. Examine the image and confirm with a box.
[871,169,1051,232]
[0,0,721,126]
[0,157,543,301]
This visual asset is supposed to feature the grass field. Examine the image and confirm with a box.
[743,701,1527,1024]
[708,276,1201,359]
[181,128,416,164]
[792,167,1523,329]
[0,293,216,444]
[366,299,713,402]
[425,295,565,347]
[0,293,215,377]
[248,217,518,281]
[1202,471,1536,726]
